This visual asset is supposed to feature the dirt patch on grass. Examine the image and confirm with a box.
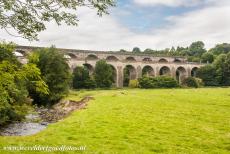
[37,96,94,123]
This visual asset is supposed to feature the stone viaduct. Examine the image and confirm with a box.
[15,46,204,87]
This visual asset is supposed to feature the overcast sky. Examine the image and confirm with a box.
[0,0,230,51]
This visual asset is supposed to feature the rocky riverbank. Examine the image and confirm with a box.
[0,96,94,136]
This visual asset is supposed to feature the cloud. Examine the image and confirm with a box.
[0,1,230,50]
[133,0,219,7]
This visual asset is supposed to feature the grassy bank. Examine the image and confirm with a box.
[0,88,230,153]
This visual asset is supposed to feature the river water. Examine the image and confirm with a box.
[0,113,48,136]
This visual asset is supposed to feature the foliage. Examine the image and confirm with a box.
[123,67,130,87]
[94,60,113,88]
[201,52,214,63]
[182,77,203,88]
[187,41,206,57]
[132,47,141,53]
[209,43,230,55]
[29,47,71,106]
[0,42,48,125]
[139,76,179,89]
[72,66,96,89]
[197,65,219,86]
[213,53,230,86]
[0,42,19,64]
[119,49,127,53]
[128,80,139,88]
[0,0,115,40]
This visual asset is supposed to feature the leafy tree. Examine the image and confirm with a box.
[209,43,230,55]
[120,49,127,53]
[143,48,153,53]
[201,52,214,63]
[0,0,115,40]
[132,47,141,53]
[29,47,71,106]
[170,47,176,52]
[72,66,96,89]
[94,60,113,88]
[197,65,219,86]
[213,53,230,86]
[188,41,206,57]
[0,42,19,64]
[0,42,48,125]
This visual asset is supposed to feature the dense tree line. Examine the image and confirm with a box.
[120,42,230,63]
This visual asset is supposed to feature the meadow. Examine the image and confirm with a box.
[0,88,230,154]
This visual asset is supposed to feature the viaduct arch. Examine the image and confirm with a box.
[15,46,204,87]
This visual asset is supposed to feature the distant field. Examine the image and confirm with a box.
[0,88,230,154]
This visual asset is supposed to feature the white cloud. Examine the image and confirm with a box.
[0,1,230,50]
[133,0,221,7]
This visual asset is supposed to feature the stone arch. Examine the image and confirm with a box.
[143,57,152,62]
[126,57,136,62]
[109,64,117,86]
[123,65,137,87]
[142,65,154,77]
[159,58,168,63]
[176,66,187,83]
[174,58,182,63]
[86,54,98,60]
[67,53,77,59]
[159,66,171,76]
[106,56,119,61]
[191,67,199,77]
[83,63,94,75]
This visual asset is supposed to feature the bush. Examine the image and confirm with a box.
[128,80,139,88]
[182,77,203,88]
[139,76,179,89]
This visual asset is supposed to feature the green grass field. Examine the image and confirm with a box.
[0,88,230,154]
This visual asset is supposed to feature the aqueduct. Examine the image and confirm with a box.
[15,46,204,87]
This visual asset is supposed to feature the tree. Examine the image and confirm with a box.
[209,43,230,55]
[201,52,214,63]
[213,53,230,86]
[170,47,176,52]
[94,60,113,88]
[29,47,71,106]
[120,49,127,53]
[132,47,141,53]
[197,65,219,86]
[0,0,115,40]
[0,42,19,64]
[143,48,153,54]
[72,66,96,89]
[188,41,206,57]
[0,42,48,125]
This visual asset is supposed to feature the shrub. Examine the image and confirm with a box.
[139,76,179,89]
[128,80,139,88]
[182,77,203,88]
